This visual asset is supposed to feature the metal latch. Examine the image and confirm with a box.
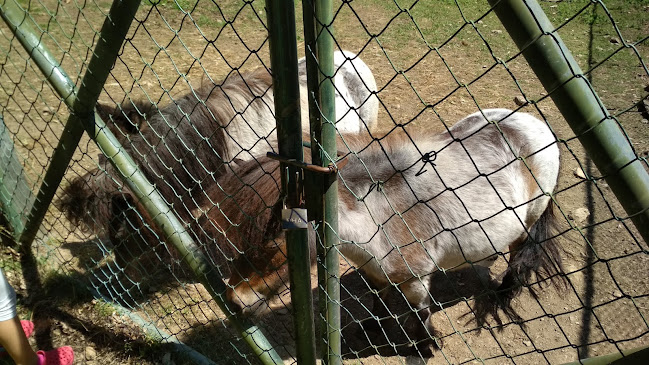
[267,150,349,226]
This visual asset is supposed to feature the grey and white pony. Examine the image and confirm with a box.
[298,50,379,133]
[219,109,564,356]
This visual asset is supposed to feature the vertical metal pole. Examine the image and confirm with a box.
[0,115,34,237]
[488,0,649,244]
[266,1,317,364]
[302,0,341,363]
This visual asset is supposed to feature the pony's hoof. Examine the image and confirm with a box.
[411,342,434,358]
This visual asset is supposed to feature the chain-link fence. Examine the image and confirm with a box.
[0,0,648,364]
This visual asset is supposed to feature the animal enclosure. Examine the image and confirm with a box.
[0,0,648,364]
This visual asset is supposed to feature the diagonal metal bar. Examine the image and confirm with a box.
[0,0,79,239]
[89,114,283,364]
[488,0,649,244]
[0,0,77,106]
[562,344,649,365]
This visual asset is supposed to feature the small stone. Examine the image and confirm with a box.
[491,29,502,34]
[523,340,532,347]
[85,347,97,361]
[6,247,19,257]
[60,322,71,334]
[569,208,590,224]
[574,168,586,179]
[609,37,619,44]
[612,290,623,298]
[514,96,527,106]
[461,40,469,46]
[642,119,649,124]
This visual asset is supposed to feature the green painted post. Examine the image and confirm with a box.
[0,0,79,239]
[266,1,317,364]
[302,0,341,363]
[488,0,649,243]
[89,114,283,365]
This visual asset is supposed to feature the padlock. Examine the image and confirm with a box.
[281,208,308,230]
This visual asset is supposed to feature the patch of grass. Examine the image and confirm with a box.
[0,254,22,274]
[93,298,116,318]
[197,14,226,29]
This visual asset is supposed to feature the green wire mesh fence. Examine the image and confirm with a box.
[0,0,648,364]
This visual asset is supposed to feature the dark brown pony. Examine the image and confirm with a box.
[59,67,276,273]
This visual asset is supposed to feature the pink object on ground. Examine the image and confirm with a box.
[20,320,34,338]
[36,346,74,365]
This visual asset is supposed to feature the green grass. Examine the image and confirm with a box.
[93,298,116,317]
[142,0,269,30]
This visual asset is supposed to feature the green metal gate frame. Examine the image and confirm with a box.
[1,0,648,363]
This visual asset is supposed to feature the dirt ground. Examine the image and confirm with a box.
[1,0,648,364]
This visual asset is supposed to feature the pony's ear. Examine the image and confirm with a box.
[95,101,150,135]
[123,100,154,131]
[95,102,115,123]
